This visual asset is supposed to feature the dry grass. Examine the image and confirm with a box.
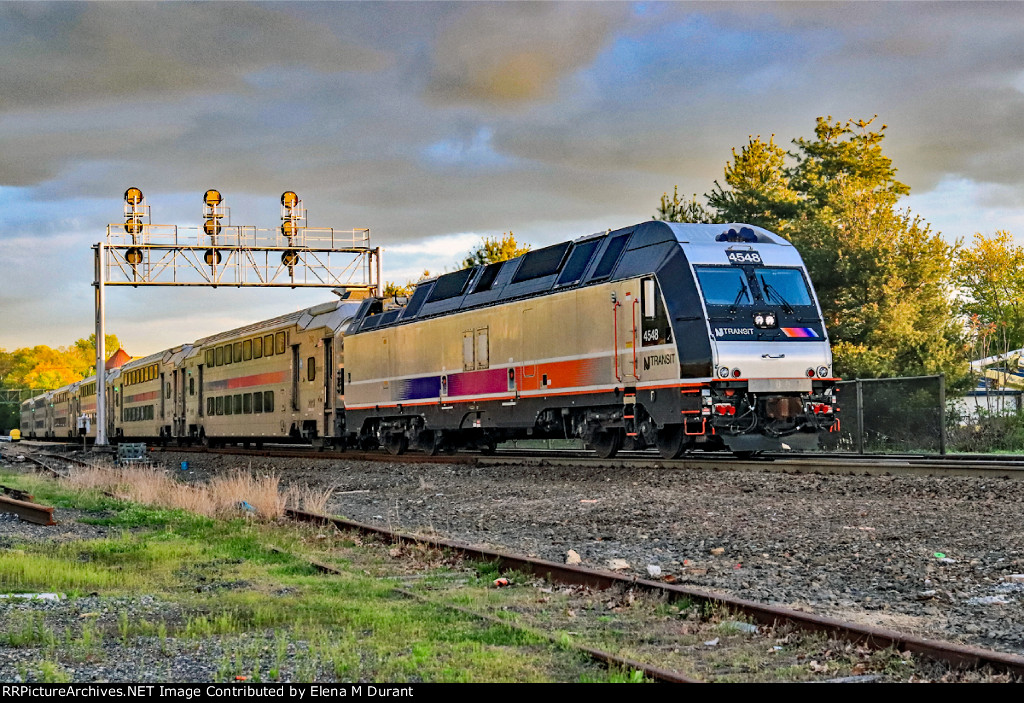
[284,483,335,515]
[63,463,287,520]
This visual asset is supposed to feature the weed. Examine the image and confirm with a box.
[36,660,71,683]
[5,612,56,648]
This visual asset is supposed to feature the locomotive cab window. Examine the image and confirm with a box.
[695,266,753,306]
[642,278,656,319]
[756,268,814,307]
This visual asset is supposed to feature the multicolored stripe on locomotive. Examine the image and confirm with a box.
[343,221,838,458]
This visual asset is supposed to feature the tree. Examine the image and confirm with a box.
[460,232,530,269]
[955,231,1024,352]
[655,186,721,224]
[0,333,121,390]
[706,135,799,229]
[673,116,967,383]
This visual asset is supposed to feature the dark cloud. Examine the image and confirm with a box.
[424,3,628,105]
[6,2,1024,352]
[0,3,387,111]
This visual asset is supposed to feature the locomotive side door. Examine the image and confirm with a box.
[322,337,333,437]
[614,289,640,382]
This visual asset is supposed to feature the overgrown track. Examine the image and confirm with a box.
[146,444,1024,479]
[286,508,1024,679]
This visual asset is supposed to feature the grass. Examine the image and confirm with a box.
[0,468,613,683]
[0,466,975,683]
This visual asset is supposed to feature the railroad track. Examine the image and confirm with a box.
[285,507,1024,679]
[146,443,1024,479]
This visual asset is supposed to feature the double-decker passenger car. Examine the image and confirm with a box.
[183,300,360,446]
[342,221,838,458]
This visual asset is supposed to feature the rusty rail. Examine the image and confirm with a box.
[0,495,55,526]
[269,545,700,682]
[286,508,1024,678]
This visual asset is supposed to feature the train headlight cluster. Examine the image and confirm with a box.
[817,365,830,378]
[753,312,777,328]
[718,367,730,378]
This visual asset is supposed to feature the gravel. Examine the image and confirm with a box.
[4,444,1024,680]
[155,449,1024,656]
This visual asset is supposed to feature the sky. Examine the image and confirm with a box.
[3,1,1024,357]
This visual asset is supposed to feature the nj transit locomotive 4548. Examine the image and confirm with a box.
[21,220,838,457]
[343,220,838,458]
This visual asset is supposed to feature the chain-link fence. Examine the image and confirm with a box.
[819,375,946,454]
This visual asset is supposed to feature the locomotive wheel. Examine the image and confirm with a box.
[590,429,622,459]
[478,438,497,455]
[655,424,687,460]
[384,433,408,456]
[425,431,444,456]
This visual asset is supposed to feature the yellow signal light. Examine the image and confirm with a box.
[204,249,222,265]
[204,189,222,207]
[203,218,222,237]
[282,250,299,266]
[281,191,299,209]
[124,187,144,205]
[125,248,143,266]
[281,220,298,238]
[124,216,143,235]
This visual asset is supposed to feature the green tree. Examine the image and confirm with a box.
[460,232,530,269]
[677,116,966,383]
[655,186,721,224]
[955,230,1024,351]
[706,134,799,229]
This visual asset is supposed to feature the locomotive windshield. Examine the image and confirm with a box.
[694,267,752,305]
[695,266,814,307]
[756,268,813,307]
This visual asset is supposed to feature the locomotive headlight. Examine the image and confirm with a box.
[817,365,830,378]
[765,313,776,327]
[718,367,730,378]
[753,314,765,326]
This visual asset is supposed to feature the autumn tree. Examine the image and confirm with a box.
[955,231,1024,352]
[668,116,967,382]
[0,333,121,390]
[460,232,530,269]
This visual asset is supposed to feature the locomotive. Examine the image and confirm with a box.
[21,221,838,457]
[343,220,838,458]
